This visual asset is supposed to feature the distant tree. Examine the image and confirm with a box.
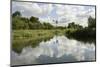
[30,16,39,23]
[42,22,53,29]
[12,11,55,30]
[67,22,83,29]
[88,16,96,28]
[12,17,25,29]
[68,22,75,28]
[56,20,58,24]
[12,11,21,17]
[12,12,29,29]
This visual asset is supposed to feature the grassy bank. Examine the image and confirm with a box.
[13,30,56,39]
[12,29,96,53]
[12,29,66,53]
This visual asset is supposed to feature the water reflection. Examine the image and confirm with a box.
[11,36,95,66]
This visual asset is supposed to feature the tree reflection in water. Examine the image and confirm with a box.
[11,36,95,66]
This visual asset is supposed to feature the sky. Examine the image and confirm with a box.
[12,1,95,27]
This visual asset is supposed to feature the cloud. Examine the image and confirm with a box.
[12,1,53,17]
[12,1,95,27]
[11,36,95,65]
[55,4,95,27]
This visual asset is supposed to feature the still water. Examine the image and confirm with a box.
[11,36,95,66]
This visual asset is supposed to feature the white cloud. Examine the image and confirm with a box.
[55,4,95,27]
[12,1,53,17]
[12,1,95,27]
[11,36,95,65]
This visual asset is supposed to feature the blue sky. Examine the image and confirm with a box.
[12,1,95,27]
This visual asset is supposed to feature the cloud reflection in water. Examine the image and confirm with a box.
[11,36,95,65]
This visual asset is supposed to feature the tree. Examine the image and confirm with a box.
[67,22,83,29]
[88,16,96,28]
[12,12,29,29]
[12,11,56,30]
[12,11,21,17]
[67,22,75,28]
[42,22,53,29]
[12,17,25,29]
[30,16,39,23]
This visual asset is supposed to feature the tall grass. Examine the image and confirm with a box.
[12,29,66,53]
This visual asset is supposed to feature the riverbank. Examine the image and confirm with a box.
[12,29,96,53]
[12,29,66,53]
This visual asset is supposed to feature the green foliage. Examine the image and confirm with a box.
[12,30,56,53]
[12,11,57,30]
[67,22,83,29]
[12,11,96,53]
[88,16,96,28]
[30,16,39,23]
[66,28,95,38]
[66,16,96,42]
[42,22,54,29]
[12,17,29,29]
[12,11,21,17]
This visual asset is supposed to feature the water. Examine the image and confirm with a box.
[11,36,95,66]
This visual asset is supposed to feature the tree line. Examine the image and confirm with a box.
[12,11,96,30]
[12,11,55,29]
[66,15,96,39]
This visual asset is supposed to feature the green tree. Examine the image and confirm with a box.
[12,11,55,30]
[12,12,29,29]
[67,22,83,29]
[42,22,53,29]
[88,16,96,28]
[30,16,39,23]
[68,22,75,28]
[12,11,21,17]
[12,17,25,29]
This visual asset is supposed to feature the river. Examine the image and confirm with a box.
[11,35,95,66]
